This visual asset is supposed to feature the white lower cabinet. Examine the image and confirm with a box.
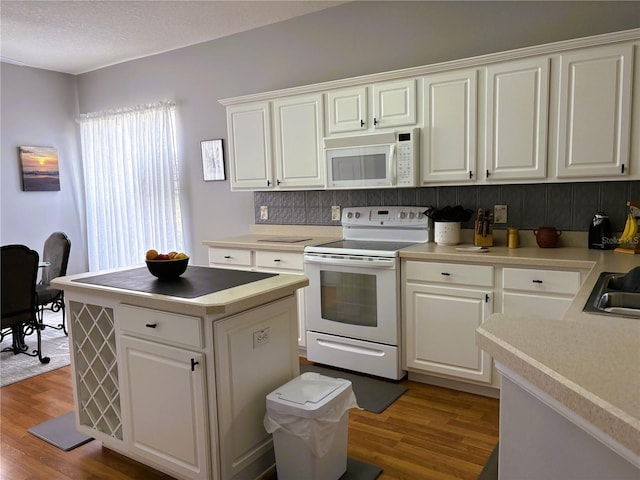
[118,304,209,480]
[404,261,494,384]
[120,335,209,480]
[502,267,583,320]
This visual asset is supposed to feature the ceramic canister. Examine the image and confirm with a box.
[434,221,461,245]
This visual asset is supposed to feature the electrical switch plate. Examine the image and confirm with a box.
[331,206,341,221]
[494,205,507,223]
[253,327,270,348]
[260,206,268,220]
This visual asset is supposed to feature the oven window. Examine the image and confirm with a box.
[320,271,377,327]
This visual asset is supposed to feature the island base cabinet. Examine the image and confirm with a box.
[214,295,300,480]
[499,372,639,479]
[120,336,209,480]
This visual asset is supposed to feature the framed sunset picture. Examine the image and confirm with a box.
[19,146,60,191]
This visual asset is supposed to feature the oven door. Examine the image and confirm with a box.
[303,252,400,345]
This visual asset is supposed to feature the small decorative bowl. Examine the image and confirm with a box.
[145,257,189,280]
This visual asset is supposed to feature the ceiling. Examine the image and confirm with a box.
[0,0,345,75]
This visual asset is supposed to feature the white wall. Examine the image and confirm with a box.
[0,63,87,274]
[3,1,640,269]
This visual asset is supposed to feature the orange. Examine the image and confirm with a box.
[145,249,159,260]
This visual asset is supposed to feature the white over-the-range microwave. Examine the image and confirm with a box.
[324,128,419,189]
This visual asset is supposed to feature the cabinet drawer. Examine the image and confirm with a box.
[255,250,303,271]
[208,247,252,268]
[118,305,203,348]
[503,268,581,295]
[405,261,494,287]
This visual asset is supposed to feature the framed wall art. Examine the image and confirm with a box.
[201,139,225,181]
[19,145,60,191]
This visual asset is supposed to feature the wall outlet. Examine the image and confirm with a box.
[260,205,268,220]
[253,327,270,348]
[331,205,341,221]
[494,205,508,224]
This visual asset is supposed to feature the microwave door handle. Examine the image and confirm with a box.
[390,144,396,184]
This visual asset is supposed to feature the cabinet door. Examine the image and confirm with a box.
[372,79,417,129]
[214,296,299,480]
[485,57,549,181]
[421,69,478,184]
[272,94,325,189]
[405,284,492,383]
[554,44,633,178]
[503,292,572,320]
[326,86,368,133]
[227,102,273,190]
[120,336,208,480]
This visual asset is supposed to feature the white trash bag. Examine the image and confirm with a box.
[264,372,360,457]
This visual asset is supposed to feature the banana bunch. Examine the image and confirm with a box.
[619,211,638,244]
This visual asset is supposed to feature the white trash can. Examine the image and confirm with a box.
[264,372,359,480]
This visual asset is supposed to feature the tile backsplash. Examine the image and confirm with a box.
[254,181,640,232]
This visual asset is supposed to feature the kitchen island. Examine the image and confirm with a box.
[52,265,309,480]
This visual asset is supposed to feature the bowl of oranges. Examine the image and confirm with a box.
[145,249,189,280]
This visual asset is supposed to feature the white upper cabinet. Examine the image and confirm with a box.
[227,101,272,190]
[326,86,368,133]
[372,79,417,129]
[222,30,639,191]
[326,79,416,134]
[421,69,478,184]
[552,44,634,178]
[227,95,324,190]
[272,93,325,189]
[484,57,550,181]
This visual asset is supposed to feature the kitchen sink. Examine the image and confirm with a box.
[583,272,640,318]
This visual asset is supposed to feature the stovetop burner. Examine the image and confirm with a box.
[305,206,432,257]
[312,239,419,253]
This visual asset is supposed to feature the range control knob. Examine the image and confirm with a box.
[409,212,415,219]
[355,212,361,219]
[400,212,407,219]
[347,212,353,219]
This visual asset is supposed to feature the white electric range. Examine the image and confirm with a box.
[303,206,432,380]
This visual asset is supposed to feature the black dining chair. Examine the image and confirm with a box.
[1,244,50,363]
[36,232,71,335]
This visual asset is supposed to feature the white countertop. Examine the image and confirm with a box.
[203,234,337,252]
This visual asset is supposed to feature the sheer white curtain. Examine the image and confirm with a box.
[78,101,184,271]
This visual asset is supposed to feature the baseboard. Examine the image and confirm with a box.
[408,371,500,399]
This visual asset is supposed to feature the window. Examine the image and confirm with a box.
[79,101,183,271]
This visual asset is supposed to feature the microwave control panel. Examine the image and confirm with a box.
[396,129,419,187]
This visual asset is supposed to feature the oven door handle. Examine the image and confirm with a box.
[304,254,396,268]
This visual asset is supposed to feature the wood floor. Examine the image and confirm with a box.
[0,365,499,480]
